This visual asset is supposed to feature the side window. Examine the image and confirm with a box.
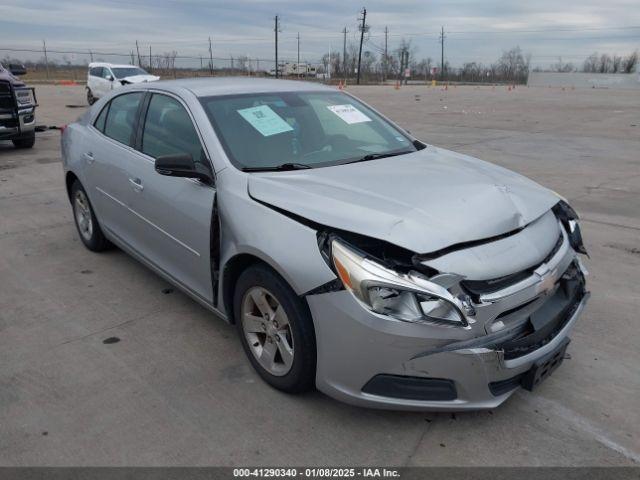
[93,103,109,132]
[102,68,113,79]
[89,67,102,77]
[142,94,207,167]
[102,92,144,146]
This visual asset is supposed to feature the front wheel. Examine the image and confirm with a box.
[71,180,111,251]
[234,264,316,393]
[12,132,35,149]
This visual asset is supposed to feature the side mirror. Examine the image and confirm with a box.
[106,75,114,81]
[155,153,212,183]
[9,64,27,76]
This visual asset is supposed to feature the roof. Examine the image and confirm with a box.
[130,77,335,97]
[88,62,141,69]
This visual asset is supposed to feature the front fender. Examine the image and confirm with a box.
[217,170,336,310]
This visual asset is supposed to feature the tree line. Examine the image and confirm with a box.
[540,51,638,74]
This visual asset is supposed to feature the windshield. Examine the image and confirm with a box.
[200,91,417,170]
[111,67,148,79]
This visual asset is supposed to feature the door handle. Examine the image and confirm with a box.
[84,152,94,164]
[129,178,144,192]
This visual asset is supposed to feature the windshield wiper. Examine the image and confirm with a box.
[346,150,414,165]
[241,162,313,172]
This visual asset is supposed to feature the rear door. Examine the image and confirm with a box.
[123,91,216,302]
[83,91,145,241]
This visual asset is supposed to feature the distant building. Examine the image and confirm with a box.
[269,63,318,77]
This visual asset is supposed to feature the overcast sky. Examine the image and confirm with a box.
[1,0,639,68]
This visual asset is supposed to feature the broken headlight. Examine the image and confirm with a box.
[331,239,470,327]
[553,200,588,255]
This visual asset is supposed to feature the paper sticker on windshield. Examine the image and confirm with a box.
[237,105,293,137]
[327,104,372,124]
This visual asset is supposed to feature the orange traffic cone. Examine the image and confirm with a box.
[395,80,400,90]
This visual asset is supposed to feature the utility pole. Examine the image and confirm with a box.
[136,40,142,67]
[383,26,388,82]
[42,40,50,80]
[404,49,410,85]
[149,45,152,73]
[439,26,445,81]
[89,49,94,62]
[297,32,300,78]
[342,27,348,78]
[208,36,214,75]
[274,15,280,78]
[356,7,367,85]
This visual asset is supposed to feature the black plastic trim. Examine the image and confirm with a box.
[489,374,525,396]
[362,374,457,401]
[210,192,221,306]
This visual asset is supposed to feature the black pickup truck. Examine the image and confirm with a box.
[0,63,37,149]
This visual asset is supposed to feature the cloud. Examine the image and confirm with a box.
[1,0,638,67]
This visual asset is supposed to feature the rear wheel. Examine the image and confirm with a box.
[234,264,316,393]
[71,180,110,251]
[12,132,35,149]
[87,88,96,105]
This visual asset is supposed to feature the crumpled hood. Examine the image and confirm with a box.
[119,74,160,84]
[248,146,560,254]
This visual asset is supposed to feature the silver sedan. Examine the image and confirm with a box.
[61,78,589,410]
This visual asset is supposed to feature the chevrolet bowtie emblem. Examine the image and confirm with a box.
[536,267,559,295]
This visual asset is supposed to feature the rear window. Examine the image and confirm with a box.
[94,104,109,132]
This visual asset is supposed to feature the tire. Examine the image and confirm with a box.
[87,88,96,105]
[234,264,316,393]
[12,132,35,149]
[70,180,111,252]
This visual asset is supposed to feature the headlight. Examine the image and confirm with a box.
[14,88,35,107]
[553,201,588,255]
[331,239,471,328]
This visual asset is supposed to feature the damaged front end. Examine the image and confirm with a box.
[307,201,589,407]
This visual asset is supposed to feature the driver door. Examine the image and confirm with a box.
[123,92,216,303]
[101,67,115,95]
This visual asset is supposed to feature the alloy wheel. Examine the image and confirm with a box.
[74,190,93,241]
[241,286,295,376]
